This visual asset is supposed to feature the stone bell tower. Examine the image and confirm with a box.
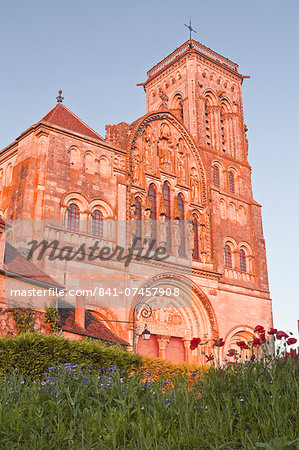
[139,39,249,163]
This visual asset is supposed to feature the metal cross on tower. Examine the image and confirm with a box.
[184,18,197,40]
[56,89,64,103]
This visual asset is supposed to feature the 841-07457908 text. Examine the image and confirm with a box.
[95,287,181,297]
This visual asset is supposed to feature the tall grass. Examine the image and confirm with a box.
[0,356,297,449]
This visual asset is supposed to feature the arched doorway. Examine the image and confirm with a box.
[130,274,218,364]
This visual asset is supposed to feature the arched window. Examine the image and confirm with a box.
[67,203,80,232]
[177,193,185,256]
[91,209,103,237]
[172,94,184,122]
[229,171,235,194]
[148,184,157,241]
[213,165,220,188]
[162,182,171,250]
[135,197,142,240]
[224,244,232,268]
[192,214,199,261]
[239,249,246,272]
[148,184,157,219]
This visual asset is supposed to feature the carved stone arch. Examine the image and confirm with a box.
[170,91,183,106]
[170,92,184,122]
[224,236,238,250]
[126,111,208,206]
[204,89,218,107]
[134,191,146,207]
[61,192,89,211]
[238,241,253,261]
[128,273,218,339]
[89,198,115,218]
[220,96,233,113]
[145,179,159,192]
[224,325,255,357]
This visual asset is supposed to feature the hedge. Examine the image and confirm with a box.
[0,332,141,378]
[0,333,208,381]
[137,356,207,382]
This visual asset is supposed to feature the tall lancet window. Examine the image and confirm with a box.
[135,197,142,240]
[229,171,235,194]
[177,193,185,257]
[224,244,232,268]
[91,209,103,237]
[239,248,246,272]
[162,182,171,251]
[213,165,220,188]
[148,183,157,241]
[67,203,80,232]
[192,214,199,261]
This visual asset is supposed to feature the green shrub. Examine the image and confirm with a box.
[136,356,206,383]
[0,332,141,378]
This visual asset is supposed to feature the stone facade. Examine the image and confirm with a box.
[0,39,273,362]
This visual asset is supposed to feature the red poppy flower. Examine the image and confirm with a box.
[284,349,297,360]
[250,354,256,362]
[287,338,297,345]
[227,349,237,357]
[236,341,249,350]
[268,328,277,335]
[205,354,214,362]
[252,337,265,347]
[190,337,201,350]
[254,325,265,334]
[213,338,225,347]
[276,331,289,340]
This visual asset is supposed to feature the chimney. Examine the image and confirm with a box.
[0,217,6,270]
[75,295,85,329]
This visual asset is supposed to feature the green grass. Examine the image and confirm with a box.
[0,356,298,449]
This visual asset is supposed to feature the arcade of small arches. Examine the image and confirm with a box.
[149,78,244,159]
[212,161,240,195]
[68,146,112,177]
[0,162,14,188]
[223,238,253,274]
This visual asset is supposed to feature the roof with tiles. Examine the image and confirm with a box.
[41,103,104,141]
[58,300,128,346]
[5,242,63,288]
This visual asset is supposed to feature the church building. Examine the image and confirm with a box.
[0,39,273,363]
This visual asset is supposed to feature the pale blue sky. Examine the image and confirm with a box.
[1,0,298,336]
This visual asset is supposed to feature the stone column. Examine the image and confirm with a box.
[75,295,85,329]
[182,339,191,363]
[214,107,222,152]
[232,114,241,159]
[157,335,170,359]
